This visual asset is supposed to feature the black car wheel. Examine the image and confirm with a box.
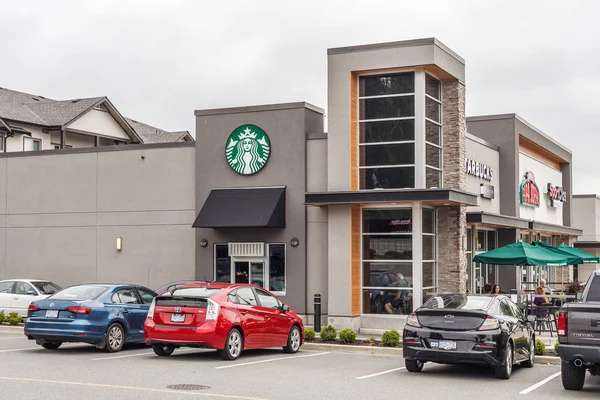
[521,337,535,368]
[152,344,175,357]
[561,361,586,390]
[220,328,243,360]
[283,325,301,354]
[41,341,62,350]
[104,322,125,353]
[405,359,424,372]
[495,342,513,379]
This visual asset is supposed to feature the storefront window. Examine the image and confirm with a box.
[213,243,286,293]
[425,73,442,189]
[422,208,437,291]
[358,72,415,190]
[362,208,413,315]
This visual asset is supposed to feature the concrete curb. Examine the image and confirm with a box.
[302,342,561,365]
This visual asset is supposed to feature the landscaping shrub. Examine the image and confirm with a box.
[381,330,400,346]
[368,336,376,346]
[339,328,357,344]
[6,312,21,326]
[319,325,337,341]
[535,338,546,355]
[0,310,5,324]
[304,328,315,341]
[554,339,559,353]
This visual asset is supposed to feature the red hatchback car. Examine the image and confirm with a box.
[144,282,304,360]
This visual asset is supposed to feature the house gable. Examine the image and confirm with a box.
[67,104,132,141]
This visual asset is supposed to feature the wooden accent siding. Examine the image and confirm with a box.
[351,204,361,316]
[350,72,359,190]
[354,64,454,80]
[518,136,563,170]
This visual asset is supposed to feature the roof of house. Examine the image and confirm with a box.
[0,87,192,143]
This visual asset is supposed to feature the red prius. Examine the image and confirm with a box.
[144,282,304,360]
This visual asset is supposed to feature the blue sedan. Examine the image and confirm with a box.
[24,283,157,353]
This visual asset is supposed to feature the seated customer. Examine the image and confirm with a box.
[533,287,549,318]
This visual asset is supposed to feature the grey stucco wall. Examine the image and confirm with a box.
[194,104,323,314]
[0,144,196,289]
[465,136,500,214]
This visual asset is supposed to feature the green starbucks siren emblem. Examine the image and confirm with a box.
[225,125,271,175]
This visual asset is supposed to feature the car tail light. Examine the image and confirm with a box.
[558,311,567,336]
[206,299,220,321]
[66,306,91,315]
[146,299,156,320]
[406,312,421,328]
[478,316,500,331]
[28,304,39,312]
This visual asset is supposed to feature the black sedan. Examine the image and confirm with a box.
[402,293,536,379]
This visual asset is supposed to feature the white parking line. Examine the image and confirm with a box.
[91,348,198,361]
[0,336,25,340]
[519,372,561,394]
[215,351,330,369]
[355,367,406,380]
[0,347,39,353]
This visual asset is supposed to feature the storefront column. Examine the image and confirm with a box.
[437,206,467,292]
[412,203,423,309]
[414,70,426,189]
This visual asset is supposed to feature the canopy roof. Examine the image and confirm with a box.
[556,243,599,264]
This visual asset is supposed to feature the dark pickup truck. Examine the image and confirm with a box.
[558,270,600,390]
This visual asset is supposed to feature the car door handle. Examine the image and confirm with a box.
[265,315,271,320]
[122,309,129,313]
[13,297,19,300]
[240,310,247,315]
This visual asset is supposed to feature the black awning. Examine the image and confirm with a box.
[193,187,285,228]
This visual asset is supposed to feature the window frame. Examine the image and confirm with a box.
[0,281,15,294]
[0,133,4,152]
[235,287,258,306]
[23,137,41,151]
[135,287,157,305]
[254,287,282,310]
[111,287,142,305]
[15,281,36,295]
[424,72,443,189]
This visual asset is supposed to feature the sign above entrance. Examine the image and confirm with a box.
[465,158,493,181]
[519,171,540,207]
[547,183,567,208]
[226,125,271,175]
[480,183,495,200]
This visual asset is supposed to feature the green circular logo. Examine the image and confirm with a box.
[225,125,271,175]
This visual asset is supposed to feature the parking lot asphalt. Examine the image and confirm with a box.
[1,327,600,400]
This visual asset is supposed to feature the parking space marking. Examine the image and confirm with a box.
[355,367,406,380]
[0,376,271,399]
[519,372,561,394]
[215,351,330,369]
[91,348,198,361]
[0,347,40,353]
[0,336,25,340]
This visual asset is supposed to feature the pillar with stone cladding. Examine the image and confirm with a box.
[437,80,467,293]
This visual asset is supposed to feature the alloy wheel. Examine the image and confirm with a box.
[108,326,123,350]
[506,345,513,375]
[291,328,301,351]
[228,330,241,358]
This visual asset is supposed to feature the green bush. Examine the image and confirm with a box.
[304,328,315,341]
[368,336,376,346]
[319,325,337,341]
[535,338,546,355]
[339,328,357,344]
[381,330,401,346]
[6,312,21,326]
[0,310,5,324]
[554,339,559,353]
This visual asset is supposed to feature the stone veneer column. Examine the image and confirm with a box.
[438,80,467,293]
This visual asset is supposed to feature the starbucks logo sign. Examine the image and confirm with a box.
[225,125,271,175]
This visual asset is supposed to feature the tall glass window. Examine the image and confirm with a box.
[358,73,415,189]
[425,73,442,188]
[422,208,437,302]
[361,209,413,315]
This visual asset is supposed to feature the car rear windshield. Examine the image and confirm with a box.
[171,287,223,298]
[31,281,62,295]
[586,276,600,302]
[50,285,107,301]
[422,294,492,310]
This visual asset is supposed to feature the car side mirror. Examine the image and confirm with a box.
[281,304,289,313]
[27,290,38,296]
[526,315,536,323]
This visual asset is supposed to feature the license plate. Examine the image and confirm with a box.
[45,310,58,318]
[439,340,457,350]
[170,314,185,323]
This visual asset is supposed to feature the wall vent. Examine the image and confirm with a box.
[228,242,265,257]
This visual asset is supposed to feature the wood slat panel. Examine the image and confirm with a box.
[350,72,359,191]
[518,136,562,170]
[353,64,454,80]
[351,204,361,316]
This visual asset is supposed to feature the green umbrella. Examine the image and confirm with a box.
[472,241,571,266]
[532,241,584,265]
[557,243,600,264]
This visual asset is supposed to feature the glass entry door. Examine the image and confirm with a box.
[233,260,265,288]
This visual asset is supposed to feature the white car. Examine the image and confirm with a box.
[0,279,62,317]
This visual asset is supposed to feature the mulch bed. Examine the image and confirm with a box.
[306,338,400,348]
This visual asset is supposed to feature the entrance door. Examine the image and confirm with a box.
[233,260,266,289]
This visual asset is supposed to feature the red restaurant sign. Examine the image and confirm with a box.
[519,171,540,207]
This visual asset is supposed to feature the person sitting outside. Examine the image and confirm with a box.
[533,287,550,318]
[490,284,501,294]
[541,279,553,296]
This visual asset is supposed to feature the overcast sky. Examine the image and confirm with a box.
[1,0,599,194]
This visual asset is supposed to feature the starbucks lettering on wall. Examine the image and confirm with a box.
[465,158,493,181]
[226,125,271,175]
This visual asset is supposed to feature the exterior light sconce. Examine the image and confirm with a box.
[116,237,122,252]
[290,238,300,247]
[200,238,208,248]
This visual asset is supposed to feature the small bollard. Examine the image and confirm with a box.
[314,294,321,332]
